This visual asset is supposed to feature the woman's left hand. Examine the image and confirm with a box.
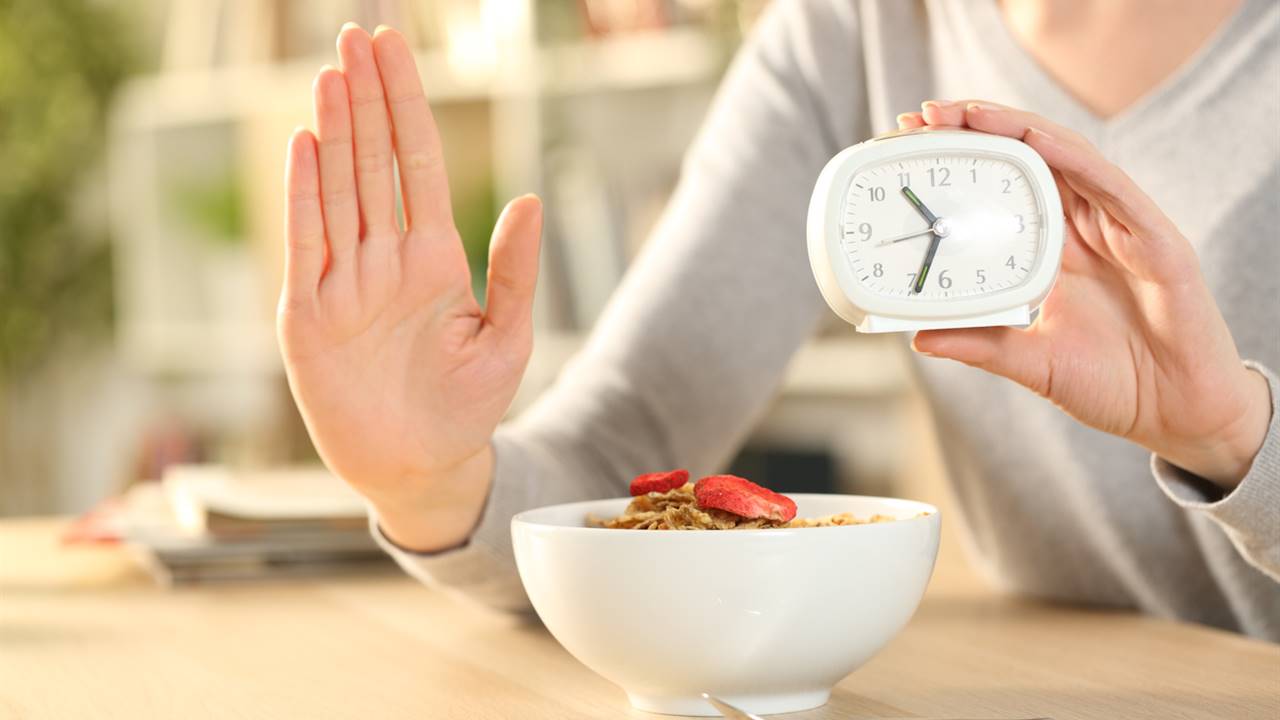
[897,101,1270,490]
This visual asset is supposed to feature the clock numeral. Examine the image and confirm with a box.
[1015,214,1025,233]
[927,167,951,187]
[905,272,917,288]
[1001,178,1012,194]
[938,269,952,289]
[1005,255,1017,269]
[969,168,978,183]
[867,186,885,202]
[873,263,884,278]
[858,222,872,241]
[897,172,910,187]
[976,269,987,284]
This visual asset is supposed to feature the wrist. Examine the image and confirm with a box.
[365,447,494,553]
[1158,367,1272,491]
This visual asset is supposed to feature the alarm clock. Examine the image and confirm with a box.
[806,128,1064,333]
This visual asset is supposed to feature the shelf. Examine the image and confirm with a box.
[537,28,725,95]
[108,27,728,378]
[118,324,282,377]
[110,51,493,132]
[112,27,724,130]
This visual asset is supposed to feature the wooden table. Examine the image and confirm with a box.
[1,518,1277,719]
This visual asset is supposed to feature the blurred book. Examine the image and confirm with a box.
[544,146,627,329]
[163,464,368,538]
[579,0,672,36]
[119,465,392,586]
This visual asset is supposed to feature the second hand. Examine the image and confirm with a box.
[874,228,934,247]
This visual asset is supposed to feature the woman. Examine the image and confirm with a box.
[277,0,1279,638]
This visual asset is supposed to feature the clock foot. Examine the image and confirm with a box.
[856,306,1032,333]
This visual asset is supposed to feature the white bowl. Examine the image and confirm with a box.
[511,494,940,716]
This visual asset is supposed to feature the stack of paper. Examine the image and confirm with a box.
[121,465,392,585]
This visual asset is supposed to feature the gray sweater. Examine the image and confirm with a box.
[373,0,1280,640]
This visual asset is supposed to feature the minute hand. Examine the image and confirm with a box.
[901,186,943,295]
[913,232,943,295]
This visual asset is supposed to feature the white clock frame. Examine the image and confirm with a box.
[807,128,1064,333]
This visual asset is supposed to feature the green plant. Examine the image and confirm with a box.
[455,180,497,302]
[175,170,247,247]
[0,0,133,383]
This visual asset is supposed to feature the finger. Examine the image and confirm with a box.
[1050,169,1103,274]
[1025,127,1191,282]
[484,195,543,334]
[1022,126,1180,240]
[960,103,1119,193]
[313,65,359,268]
[920,99,967,127]
[961,101,1087,148]
[283,128,326,303]
[371,26,454,232]
[897,111,925,130]
[913,326,1054,398]
[962,103,1192,282]
[336,23,397,234]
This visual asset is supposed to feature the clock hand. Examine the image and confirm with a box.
[900,185,939,225]
[912,230,943,295]
[900,186,947,295]
[874,228,934,247]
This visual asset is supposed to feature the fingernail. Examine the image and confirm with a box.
[896,112,914,126]
[374,24,391,34]
[341,21,360,32]
[921,100,953,111]
[966,102,996,113]
[292,125,306,135]
[319,63,336,73]
[1026,126,1053,141]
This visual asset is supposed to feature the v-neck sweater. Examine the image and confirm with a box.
[372,0,1280,640]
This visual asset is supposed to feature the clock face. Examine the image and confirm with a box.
[840,153,1044,300]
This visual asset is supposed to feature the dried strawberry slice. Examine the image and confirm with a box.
[693,475,797,522]
[629,469,691,497]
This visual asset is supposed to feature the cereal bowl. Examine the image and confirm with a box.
[511,494,940,716]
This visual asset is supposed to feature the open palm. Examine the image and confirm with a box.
[903,102,1268,486]
[278,25,541,525]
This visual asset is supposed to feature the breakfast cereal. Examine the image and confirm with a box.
[589,472,911,530]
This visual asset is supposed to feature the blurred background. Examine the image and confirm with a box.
[1,0,931,535]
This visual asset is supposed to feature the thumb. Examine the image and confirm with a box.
[484,194,543,333]
[913,326,1054,398]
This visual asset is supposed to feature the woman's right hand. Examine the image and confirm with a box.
[278,24,542,551]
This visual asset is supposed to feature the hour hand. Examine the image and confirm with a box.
[900,185,939,225]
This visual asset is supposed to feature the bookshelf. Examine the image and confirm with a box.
[109,3,732,374]
[105,1,911,491]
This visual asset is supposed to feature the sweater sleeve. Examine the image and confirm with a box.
[371,0,871,611]
[1151,360,1280,582]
